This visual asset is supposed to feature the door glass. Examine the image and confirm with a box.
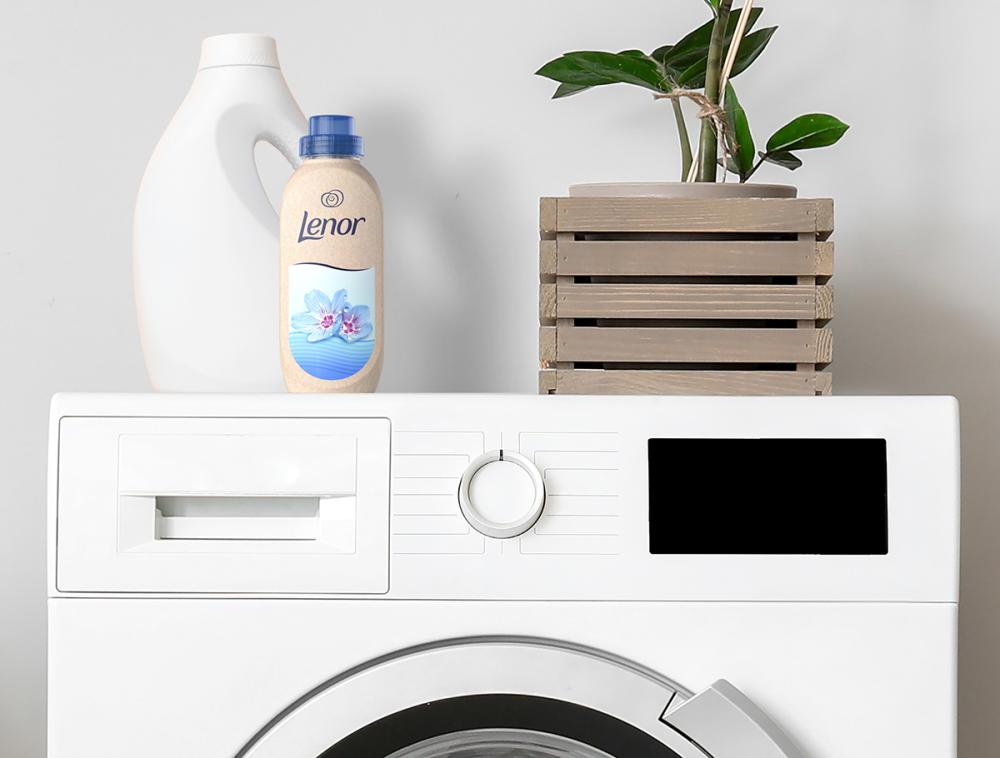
[317,694,679,757]
[387,729,614,758]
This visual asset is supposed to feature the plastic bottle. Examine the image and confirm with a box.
[279,115,383,392]
[133,34,306,391]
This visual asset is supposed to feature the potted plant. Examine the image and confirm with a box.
[535,1,844,397]
[535,0,848,192]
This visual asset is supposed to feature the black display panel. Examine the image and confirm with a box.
[648,438,888,555]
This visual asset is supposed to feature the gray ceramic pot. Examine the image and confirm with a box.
[568,181,796,199]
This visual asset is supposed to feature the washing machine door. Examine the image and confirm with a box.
[237,638,804,758]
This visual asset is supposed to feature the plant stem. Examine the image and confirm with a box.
[743,154,766,182]
[697,0,733,182]
[671,98,693,180]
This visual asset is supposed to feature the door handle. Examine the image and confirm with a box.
[661,679,805,758]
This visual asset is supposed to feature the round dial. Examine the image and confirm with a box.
[458,450,545,539]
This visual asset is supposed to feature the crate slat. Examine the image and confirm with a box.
[816,282,834,319]
[553,239,832,277]
[549,197,833,234]
[540,198,558,235]
[558,326,832,364]
[556,283,830,320]
[539,369,832,396]
[814,201,834,238]
[540,240,557,277]
[539,326,557,364]
[539,283,557,322]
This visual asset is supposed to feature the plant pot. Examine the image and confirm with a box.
[538,185,834,396]
[568,181,797,199]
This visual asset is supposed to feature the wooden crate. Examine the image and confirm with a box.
[538,196,834,395]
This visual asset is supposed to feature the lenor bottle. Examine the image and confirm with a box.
[279,116,383,392]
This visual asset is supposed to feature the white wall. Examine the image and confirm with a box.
[0,0,995,755]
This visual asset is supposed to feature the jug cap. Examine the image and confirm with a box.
[300,115,364,158]
[198,34,280,70]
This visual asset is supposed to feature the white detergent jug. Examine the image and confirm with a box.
[134,34,306,391]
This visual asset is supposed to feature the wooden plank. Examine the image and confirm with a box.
[538,369,557,394]
[539,283,557,322]
[540,197,558,234]
[555,239,823,277]
[815,326,833,363]
[539,326,557,364]
[543,369,831,395]
[556,283,818,320]
[557,327,832,363]
[814,198,834,239]
[816,372,833,395]
[816,241,834,277]
[554,233,575,368]
[815,283,834,319]
[554,198,827,233]
[795,261,817,372]
[539,240,557,277]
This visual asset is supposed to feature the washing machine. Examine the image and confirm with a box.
[47,394,960,757]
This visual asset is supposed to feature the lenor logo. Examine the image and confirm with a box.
[320,189,345,208]
[299,191,365,242]
[297,209,367,242]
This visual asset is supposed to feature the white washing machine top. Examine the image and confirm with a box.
[46,394,960,758]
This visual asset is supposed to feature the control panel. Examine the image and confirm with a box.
[48,393,960,602]
[390,430,622,556]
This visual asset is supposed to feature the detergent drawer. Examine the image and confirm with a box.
[55,416,390,594]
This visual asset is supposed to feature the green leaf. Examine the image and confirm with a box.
[765,114,850,152]
[535,51,671,93]
[703,0,721,16]
[676,26,777,88]
[552,83,592,99]
[536,55,614,87]
[760,150,802,170]
[658,7,763,69]
[725,25,776,79]
[723,82,755,180]
[650,45,673,66]
[550,51,645,97]
[718,154,740,173]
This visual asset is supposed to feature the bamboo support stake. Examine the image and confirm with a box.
[684,1,754,182]
[719,0,754,103]
[687,1,753,182]
[686,145,701,182]
[716,0,754,182]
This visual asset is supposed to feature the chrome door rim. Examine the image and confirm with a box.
[237,636,702,758]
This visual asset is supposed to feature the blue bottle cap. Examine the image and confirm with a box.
[299,115,364,157]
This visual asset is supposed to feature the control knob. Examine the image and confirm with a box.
[457,450,545,539]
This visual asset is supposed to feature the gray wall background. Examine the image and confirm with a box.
[1,1,994,754]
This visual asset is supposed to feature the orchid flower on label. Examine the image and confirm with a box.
[338,304,373,343]
[290,288,349,343]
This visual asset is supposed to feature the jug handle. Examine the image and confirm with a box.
[246,109,306,219]
[258,125,303,170]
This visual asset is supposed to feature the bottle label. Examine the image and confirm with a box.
[287,263,376,380]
